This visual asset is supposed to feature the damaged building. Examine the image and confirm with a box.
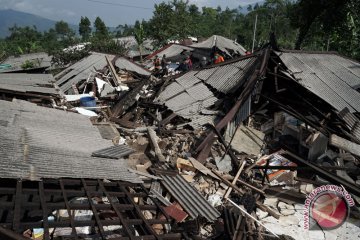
[0,38,360,240]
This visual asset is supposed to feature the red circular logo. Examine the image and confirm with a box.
[310,192,349,229]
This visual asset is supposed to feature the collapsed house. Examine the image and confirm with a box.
[0,39,360,239]
[0,73,62,104]
[191,35,247,58]
[114,36,154,60]
[0,52,52,73]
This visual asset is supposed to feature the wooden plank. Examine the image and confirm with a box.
[106,55,120,86]
[330,134,360,157]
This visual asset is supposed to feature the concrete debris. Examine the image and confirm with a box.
[0,42,359,239]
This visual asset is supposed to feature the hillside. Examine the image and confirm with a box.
[0,9,77,38]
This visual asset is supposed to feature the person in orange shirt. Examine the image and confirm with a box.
[214,53,224,64]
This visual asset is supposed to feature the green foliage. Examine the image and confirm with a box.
[94,17,109,40]
[79,16,92,41]
[50,47,90,66]
[134,23,145,61]
[21,60,35,69]
[1,0,359,63]
[90,38,126,55]
[148,2,174,46]
[6,25,43,55]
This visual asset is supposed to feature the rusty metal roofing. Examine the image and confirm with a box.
[0,73,62,96]
[0,52,51,73]
[0,99,141,183]
[160,174,221,222]
[115,57,151,76]
[277,51,360,112]
[92,145,135,159]
[55,52,115,93]
[191,35,246,56]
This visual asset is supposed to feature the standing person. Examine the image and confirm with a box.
[186,55,193,69]
[161,54,168,75]
[153,55,161,71]
[214,52,224,64]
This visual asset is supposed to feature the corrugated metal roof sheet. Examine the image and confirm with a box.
[186,82,213,101]
[95,123,120,140]
[165,92,197,111]
[156,82,185,102]
[0,52,51,73]
[191,35,246,56]
[338,107,360,141]
[277,52,360,112]
[149,44,194,60]
[160,174,221,222]
[55,52,115,93]
[176,71,201,88]
[156,56,257,129]
[92,145,135,159]
[0,73,62,96]
[202,57,257,94]
[225,96,251,141]
[0,99,141,183]
[115,57,151,76]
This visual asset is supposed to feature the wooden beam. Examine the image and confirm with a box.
[105,55,120,86]
[330,134,360,157]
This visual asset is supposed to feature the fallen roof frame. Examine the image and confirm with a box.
[0,178,181,240]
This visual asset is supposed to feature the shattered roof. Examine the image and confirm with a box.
[277,51,360,113]
[191,35,247,56]
[156,55,259,128]
[156,71,218,128]
[146,44,194,60]
[0,73,62,97]
[114,37,154,58]
[0,52,51,73]
[161,174,221,222]
[55,52,115,93]
[0,99,141,182]
[195,55,258,93]
[115,57,151,76]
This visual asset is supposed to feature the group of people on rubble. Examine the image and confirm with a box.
[152,51,225,76]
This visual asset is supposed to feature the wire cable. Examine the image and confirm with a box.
[86,0,152,10]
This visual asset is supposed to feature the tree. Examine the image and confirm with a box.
[79,16,91,41]
[148,2,174,45]
[55,21,74,40]
[6,25,43,54]
[169,0,191,39]
[290,0,350,49]
[134,23,145,62]
[94,17,109,39]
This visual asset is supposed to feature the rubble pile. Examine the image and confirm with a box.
[0,38,359,239]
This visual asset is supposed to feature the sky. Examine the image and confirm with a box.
[0,0,260,27]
